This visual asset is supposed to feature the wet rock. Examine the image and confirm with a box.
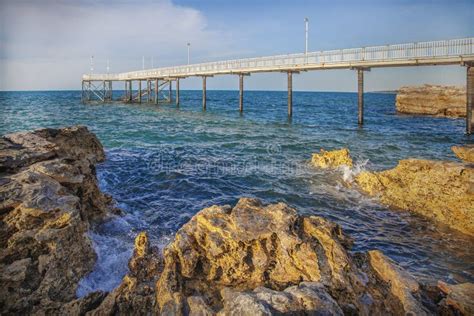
[355,159,474,236]
[438,281,474,315]
[368,250,427,315]
[452,145,474,163]
[87,231,162,315]
[396,85,466,117]
[0,126,112,314]
[311,148,353,169]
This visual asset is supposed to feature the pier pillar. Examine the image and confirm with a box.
[202,76,207,111]
[239,74,244,112]
[147,80,151,103]
[81,81,84,103]
[124,81,128,101]
[128,81,132,102]
[155,79,159,104]
[87,81,91,102]
[169,80,173,103]
[108,81,112,101]
[176,78,180,106]
[358,69,364,125]
[102,80,107,103]
[138,80,142,103]
[467,65,474,134]
[288,72,293,117]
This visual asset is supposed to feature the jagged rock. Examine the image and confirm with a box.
[0,126,112,314]
[396,85,466,117]
[87,232,162,315]
[355,159,474,236]
[154,197,436,315]
[438,281,474,315]
[452,145,474,163]
[368,250,427,315]
[311,148,353,169]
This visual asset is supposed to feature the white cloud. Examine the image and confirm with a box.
[0,0,238,90]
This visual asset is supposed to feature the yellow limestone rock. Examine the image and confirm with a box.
[154,198,432,315]
[311,148,353,168]
[452,145,474,163]
[356,159,474,236]
[396,85,466,117]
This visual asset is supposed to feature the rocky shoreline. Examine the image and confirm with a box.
[1,126,473,315]
[395,85,466,118]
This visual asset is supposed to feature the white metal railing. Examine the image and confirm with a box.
[83,37,474,81]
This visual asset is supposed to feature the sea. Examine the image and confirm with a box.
[0,90,472,296]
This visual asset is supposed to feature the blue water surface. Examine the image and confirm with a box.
[0,90,472,295]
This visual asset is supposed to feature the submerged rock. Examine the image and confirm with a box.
[452,145,474,163]
[355,159,474,236]
[395,84,466,117]
[0,126,113,314]
[311,148,353,169]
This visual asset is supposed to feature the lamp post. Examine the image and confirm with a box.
[106,59,110,74]
[187,42,191,65]
[90,55,94,75]
[304,17,309,55]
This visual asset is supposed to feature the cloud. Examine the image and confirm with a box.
[0,0,237,90]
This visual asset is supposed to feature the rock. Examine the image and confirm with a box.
[311,148,353,169]
[0,126,112,314]
[452,145,474,163]
[395,85,466,117]
[219,283,344,316]
[154,197,436,315]
[355,159,474,236]
[368,250,427,315]
[438,281,474,315]
[87,231,162,315]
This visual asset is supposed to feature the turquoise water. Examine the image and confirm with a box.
[0,90,472,295]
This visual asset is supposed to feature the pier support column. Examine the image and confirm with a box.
[355,67,369,125]
[288,72,293,117]
[169,80,172,103]
[467,64,474,134]
[129,81,132,102]
[176,78,180,106]
[108,81,112,101]
[147,80,151,103]
[138,80,142,103]
[358,69,364,125]
[102,81,106,103]
[81,81,84,103]
[202,76,207,111]
[239,74,244,112]
[155,79,159,104]
[124,81,128,101]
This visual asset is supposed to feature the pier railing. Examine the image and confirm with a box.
[83,37,474,81]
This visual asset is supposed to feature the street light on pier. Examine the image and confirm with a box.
[304,17,309,55]
[187,42,191,65]
[90,55,94,75]
[106,59,110,74]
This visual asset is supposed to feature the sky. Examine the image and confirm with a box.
[0,0,472,91]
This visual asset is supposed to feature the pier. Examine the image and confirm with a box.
[82,37,474,133]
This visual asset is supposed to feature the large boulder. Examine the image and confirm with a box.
[355,159,474,236]
[154,198,432,315]
[0,126,112,314]
[395,85,466,117]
